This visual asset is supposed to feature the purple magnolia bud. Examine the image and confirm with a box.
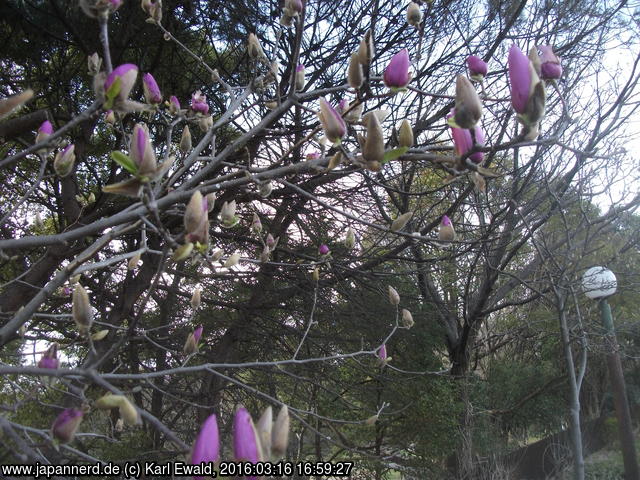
[448,111,484,164]
[318,244,330,255]
[142,73,162,104]
[233,407,262,474]
[439,215,456,242]
[104,63,139,104]
[337,98,348,113]
[36,120,53,144]
[383,49,410,89]
[538,45,562,80]
[38,344,59,370]
[130,124,157,176]
[51,408,84,444]
[508,45,532,114]
[193,325,203,344]
[191,414,220,477]
[295,64,305,91]
[378,344,387,361]
[191,90,209,114]
[169,95,181,115]
[38,120,53,135]
[318,98,346,144]
[467,55,488,80]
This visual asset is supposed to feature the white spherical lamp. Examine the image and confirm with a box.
[582,266,617,299]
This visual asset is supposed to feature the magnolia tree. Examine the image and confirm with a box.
[0,0,639,477]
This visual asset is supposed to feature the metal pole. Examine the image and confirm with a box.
[600,298,639,480]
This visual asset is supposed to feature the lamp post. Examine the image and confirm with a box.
[582,267,639,480]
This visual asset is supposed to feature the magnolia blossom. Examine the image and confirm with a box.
[38,344,59,369]
[191,414,219,478]
[54,144,76,177]
[169,95,181,115]
[538,45,562,80]
[438,215,456,242]
[233,407,262,479]
[191,90,209,114]
[508,45,546,126]
[51,408,83,444]
[130,124,157,176]
[467,55,488,81]
[295,64,305,91]
[318,244,330,255]
[448,111,484,164]
[142,73,162,104]
[383,49,410,89]
[318,98,346,144]
[104,63,138,105]
[36,120,53,144]
[378,344,388,361]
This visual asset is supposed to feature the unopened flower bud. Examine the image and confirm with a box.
[365,415,378,425]
[363,112,385,164]
[51,408,83,444]
[118,397,141,425]
[142,73,162,104]
[220,200,238,228]
[184,191,206,234]
[271,405,290,459]
[383,49,411,89]
[211,249,224,262]
[172,242,194,262]
[259,181,273,198]
[251,213,263,234]
[38,343,59,370]
[128,253,141,270]
[36,120,53,147]
[295,64,305,91]
[406,2,422,27]
[438,215,456,242]
[266,233,278,250]
[198,115,213,132]
[318,98,346,145]
[454,75,482,129]
[72,284,93,336]
[169,95,181,115]
[88,53,102,76]
[190,287,202,309]
[191,90,209,114]
[467,55,488,82]
[312,267,320,281]
[398,120,414,148]
[105,110,116,124]
[357,30,375,66]
[54,144,76,177]
[388,286,400,306]
[348,52,363,89]
[401,309,414,328]
[318,244,330,256]
[91,329,109,341]
[391,211,413,232]
[256,407,273,459]
[247,33,265,59]
[345,227,356,249]
[224,252,241,268]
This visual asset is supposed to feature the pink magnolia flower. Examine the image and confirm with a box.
[467,55,488,80]
[51,408,83,444]
[190,413,219,478]
[508,45,532,114]
[538,45,562,80]
[442,215,452,227]
[36,120,53,144]
[191,90,209,114]
[142,73,162,104]
[130,124,157,176]
[378,344,387,361]
[169,95,181,114]
[193,325,203,344]
[233,407,262,479]
[448,111,484,164]
[383,49,410,89]
[38,344,59,370]
[318,244,330,255]
[104,64,138,104]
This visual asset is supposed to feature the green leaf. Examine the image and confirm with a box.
[110,151,138,174]
[382,147,408,164]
